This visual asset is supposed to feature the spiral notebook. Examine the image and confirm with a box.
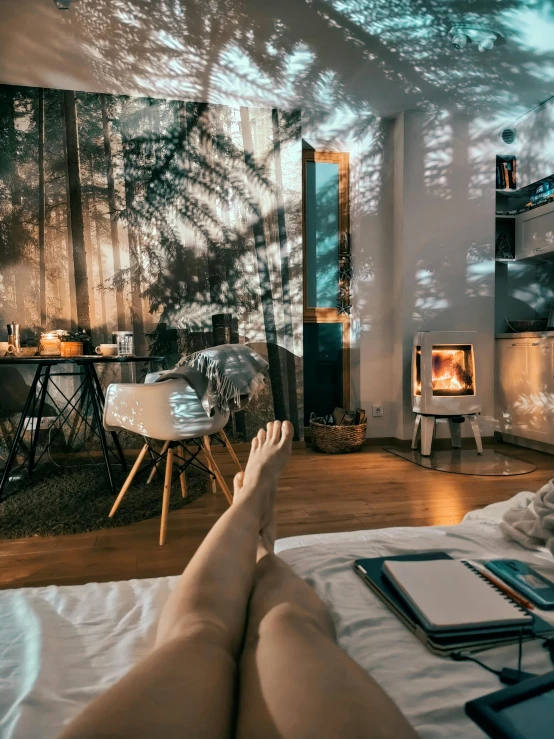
[353,553,554,655]
[382,559,533,634]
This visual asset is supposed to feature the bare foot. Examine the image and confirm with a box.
[233,420,293,548]
[234,472,276,554]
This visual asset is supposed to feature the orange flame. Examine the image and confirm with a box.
[432,350,468,392]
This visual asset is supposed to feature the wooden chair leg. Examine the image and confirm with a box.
[203,435,217,493]
[219,428,243,472]
[109,443,149,517]
[159,446,174,546]
[172,445,187,498]
[147,440,170,484]
[202,441,233,506]
[179,470,187,499]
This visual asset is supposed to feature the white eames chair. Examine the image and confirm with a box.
[103,378,233,545]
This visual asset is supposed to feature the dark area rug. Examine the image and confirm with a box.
[0,463,209,539]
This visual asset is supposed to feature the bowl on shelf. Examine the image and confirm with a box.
[506,319,548,333]
[13,347,38,357]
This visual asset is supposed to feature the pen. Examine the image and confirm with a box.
[465,560,534,611]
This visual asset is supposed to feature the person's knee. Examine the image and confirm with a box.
[158,614,236,654]
[258,601,335,642]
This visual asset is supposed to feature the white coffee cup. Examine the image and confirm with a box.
[95,344,119,356]
[0,341,9,357]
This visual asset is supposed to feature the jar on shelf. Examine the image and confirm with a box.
[39,332,61,356]
[112,331,134,356]
[60,341,83,357]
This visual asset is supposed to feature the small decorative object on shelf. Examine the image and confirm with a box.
[39,331,62,356]
[60,341,83,357]
[496,155,516,190]
[495,231,515,260]
[337,231,352,316]
[75,329,93,355]
[112,330,134,356]
[524,180,554,212]
[7,322,21,353]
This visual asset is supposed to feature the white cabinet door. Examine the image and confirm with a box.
[496,339,554,442]
[515,200,554,259]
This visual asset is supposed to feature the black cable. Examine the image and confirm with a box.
[537,636,554,667]
[451,651,502,677]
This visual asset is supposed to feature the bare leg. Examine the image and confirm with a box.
[59,421,294,739]
[236,492,418,738]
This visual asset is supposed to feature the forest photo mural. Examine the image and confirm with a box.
[0,84,302,442]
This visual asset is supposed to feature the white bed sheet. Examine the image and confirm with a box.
[1,491,554,739]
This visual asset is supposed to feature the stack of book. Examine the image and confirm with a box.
[497,158,516,190]
[354,552,554,655]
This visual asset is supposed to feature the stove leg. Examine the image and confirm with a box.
[420,416,435,457]
[469,415,483,455]
[411,414,421,450]
[448,419,462,449]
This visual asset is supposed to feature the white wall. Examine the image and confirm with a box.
[392,111,497,439]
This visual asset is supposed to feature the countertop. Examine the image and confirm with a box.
[496,331,554,339]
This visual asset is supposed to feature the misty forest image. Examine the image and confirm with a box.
[0,84,302,442]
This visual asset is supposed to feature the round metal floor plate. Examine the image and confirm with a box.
[385,448,536,476]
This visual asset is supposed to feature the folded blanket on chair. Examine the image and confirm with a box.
[157,344,268,416]
[500,478,554,556]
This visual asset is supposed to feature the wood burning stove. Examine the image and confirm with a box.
[412,331,482,456]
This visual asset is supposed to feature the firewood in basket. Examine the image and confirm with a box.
[342,410,356,426]
[332,407,347,426]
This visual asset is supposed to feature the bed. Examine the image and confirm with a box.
[2,491,554,738]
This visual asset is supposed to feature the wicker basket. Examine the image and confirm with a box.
[309,418,367,454]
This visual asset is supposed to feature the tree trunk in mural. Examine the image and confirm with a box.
[8,92,26,324]
[200,103,224,312]
[100,93,127,330]
[38,88,47,329]
[54,206,70,327]
[82,155,97,333]
[83,197,97,335]
[89,155,108,341]
[63,90,91,332]
[122,141,146,354]
[240,107,286,421]
[60,94,79,331]
[272,108,299,435]
[214,106,247,439]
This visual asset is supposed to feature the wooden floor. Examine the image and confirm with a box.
[0,442,551,590]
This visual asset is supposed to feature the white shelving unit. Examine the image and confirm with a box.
[515,199,554,260]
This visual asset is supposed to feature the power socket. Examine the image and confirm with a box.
[372,404,384,417]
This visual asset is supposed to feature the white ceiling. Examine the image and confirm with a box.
[0,0,553,127]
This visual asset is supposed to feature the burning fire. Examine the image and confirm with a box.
[431,349,470,392]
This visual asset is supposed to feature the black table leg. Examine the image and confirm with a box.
[0,363,44,499]
[89,364,127,471]
[28,364,51,474]
[83,363,116,493]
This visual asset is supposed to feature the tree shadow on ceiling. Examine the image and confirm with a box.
[55,0,554,135]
